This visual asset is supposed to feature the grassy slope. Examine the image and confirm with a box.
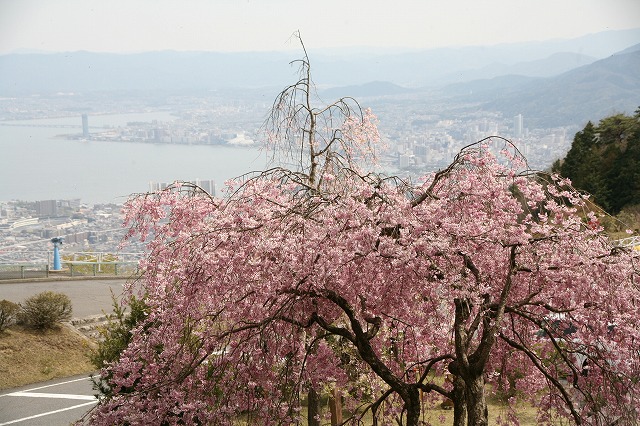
[0,324,96,390]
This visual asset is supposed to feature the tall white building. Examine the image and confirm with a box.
[514,114,524,138]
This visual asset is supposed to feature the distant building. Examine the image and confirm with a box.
[82,114,89,138]
[195,179,216,197]
[36,200,58,217]
[149,181,170,192]
[514,114,524,138]
[149,179,216,197]
[399,153,413,168]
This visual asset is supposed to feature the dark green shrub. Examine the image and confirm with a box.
[91,294,149,368]
[0,300,20,332]
[17,291,72,330]
[91,293,149,397]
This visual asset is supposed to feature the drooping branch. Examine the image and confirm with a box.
[414,354,456,397]
[411,136,529,207]
[263,32,379,191]
[284,287,408,393]
[502,306,583,385]
[499,332,582,424]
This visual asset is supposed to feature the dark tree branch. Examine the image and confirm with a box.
[499,332,582,424]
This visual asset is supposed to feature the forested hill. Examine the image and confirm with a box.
[554,111,640,215]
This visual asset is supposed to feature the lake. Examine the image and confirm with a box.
[0,112,268,204]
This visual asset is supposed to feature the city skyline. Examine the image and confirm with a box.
[1,0,639,54]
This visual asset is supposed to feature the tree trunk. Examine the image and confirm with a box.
[403,387,421,426]
[329,387,343,426]
[465,375,488,426]
[307,386,320,426]
[452,375,467,426]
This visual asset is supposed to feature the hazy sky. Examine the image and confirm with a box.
[1,0,639,54]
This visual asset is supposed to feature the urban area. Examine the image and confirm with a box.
[0,92,575,267]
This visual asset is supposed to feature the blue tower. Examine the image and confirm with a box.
[51,237,64,270]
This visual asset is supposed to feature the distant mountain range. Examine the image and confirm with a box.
[0,51,298,92]
[0,28,638,128]
[1,28,638,92]
[321,44,640,128]
[451,44,640,127]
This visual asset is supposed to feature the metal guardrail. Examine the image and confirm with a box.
[0,261,140,280]
[0,251,143,264]
[64,261,139,277]
[0,251,144,280]
[0,263,50,280]
[66,252,142,262]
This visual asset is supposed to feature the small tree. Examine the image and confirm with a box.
[18,291,72,330]
[264,35,379,190]
[90,293,149,398]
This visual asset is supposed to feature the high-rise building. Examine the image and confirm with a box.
[196,179,216,197]
[149,181,170,192]
[82,114,89,138]
[149,179,216,196]
[513,114,524,138]
[36,200,58,217]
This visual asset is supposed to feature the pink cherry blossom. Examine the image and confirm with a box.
[84,48,640,426]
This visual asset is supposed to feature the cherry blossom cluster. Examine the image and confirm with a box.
[83,138,640,425]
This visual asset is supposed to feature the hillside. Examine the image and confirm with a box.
[320,81,410,99]
[455,46,640,127]
[556,111,640,216]
[325,45,640,129]
[0,325,95,389]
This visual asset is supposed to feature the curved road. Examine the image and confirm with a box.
[0,278,132,425]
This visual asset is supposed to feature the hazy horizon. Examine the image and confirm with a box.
[1,0,639,55]
[3,27,640,56]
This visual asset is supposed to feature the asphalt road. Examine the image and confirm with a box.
[0,278,132,425]
[0,278,130,318]
[0,375,97,426]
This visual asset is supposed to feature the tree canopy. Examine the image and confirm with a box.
[557,110,640,215]
[84,51,640,426]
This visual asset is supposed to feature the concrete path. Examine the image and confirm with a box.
[0,278,131,318]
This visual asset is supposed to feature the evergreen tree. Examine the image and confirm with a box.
[560,113,640,214]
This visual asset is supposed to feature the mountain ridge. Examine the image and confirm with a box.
[481,46,640,127]
[1,28,638,93]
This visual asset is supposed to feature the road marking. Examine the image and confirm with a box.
[5,391,96,401]
[0,376,91,397]
[0,401,97,426]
